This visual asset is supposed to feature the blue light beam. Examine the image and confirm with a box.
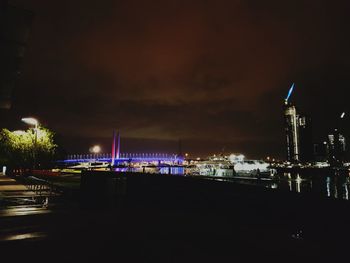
[285,83,295,103]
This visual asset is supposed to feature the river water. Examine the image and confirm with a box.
[113,166,350,200]
[268,171,350,200]
[226,170,350,200]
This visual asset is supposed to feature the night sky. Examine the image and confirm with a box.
[3,0,350,158]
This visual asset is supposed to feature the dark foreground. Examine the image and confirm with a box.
[1,172,350,262]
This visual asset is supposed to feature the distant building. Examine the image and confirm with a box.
[298,115,313,162]
[327,129,346,166]
[0,1,33,109]
[313,142,329,162]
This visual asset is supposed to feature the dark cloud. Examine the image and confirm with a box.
[4,0,350,157]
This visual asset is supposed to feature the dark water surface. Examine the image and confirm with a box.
[114,167,350,200]
[253,171,350,200]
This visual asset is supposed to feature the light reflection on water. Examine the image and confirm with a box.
[113,167,185,175]
[267,171,350,200]
[112,166,350,200]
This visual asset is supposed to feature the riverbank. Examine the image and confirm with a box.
[2,171,350,262]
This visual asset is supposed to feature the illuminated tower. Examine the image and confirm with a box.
[111,131,116,166]
[111,130,121,166]
[284,83,300,162]
[116,131,120,159]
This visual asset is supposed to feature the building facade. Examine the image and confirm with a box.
[284,103,300,162]
[298,115,313,162]
[327,129,346,166]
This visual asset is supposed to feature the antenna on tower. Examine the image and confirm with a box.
[111,130,116,166]
[111,130,121,166]
[285,83,295,104]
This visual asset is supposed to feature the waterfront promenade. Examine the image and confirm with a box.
[0,173,28,192]
[0,173,35,206]
[1,171,350,262]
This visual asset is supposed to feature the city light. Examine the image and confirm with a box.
[341,112,346,119]
[229,154,245,163]
[91,145,101,154]
[21,117,39,128]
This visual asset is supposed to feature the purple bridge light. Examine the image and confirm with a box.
[61,131,183,164]
[62,152,184,164]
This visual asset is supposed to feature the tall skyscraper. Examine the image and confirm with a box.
[0,2,33,109]
[284,103,300,162]
[283,84,313,163]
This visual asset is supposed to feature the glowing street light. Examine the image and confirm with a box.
[91,145,101,154]
[21,117,38,129]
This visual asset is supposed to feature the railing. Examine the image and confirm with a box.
[23,176,59,198]
[64,153,182,162]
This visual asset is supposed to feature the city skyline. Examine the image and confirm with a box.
[2,2,350,259]
[1,0,350,158]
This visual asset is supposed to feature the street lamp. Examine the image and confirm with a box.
[21,117,39,169]
[90,145,101,160]
[21,117,39,129]
[91,145,101,154]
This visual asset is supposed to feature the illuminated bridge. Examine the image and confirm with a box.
[61,131,183,164]
[62,153,183,164]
